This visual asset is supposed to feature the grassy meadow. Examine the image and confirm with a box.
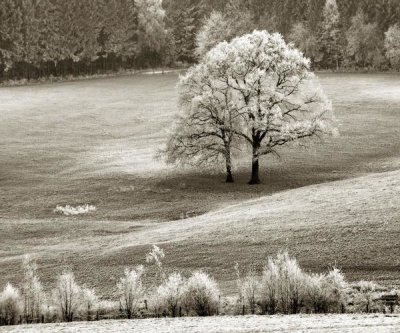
[2,314,400,333]
[0,72,400,296]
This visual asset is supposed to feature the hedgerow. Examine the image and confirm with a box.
[0,249,398,326]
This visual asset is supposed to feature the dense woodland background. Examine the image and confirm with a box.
[0,0,400,81]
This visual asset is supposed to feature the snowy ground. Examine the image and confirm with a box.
[1,315,400,333]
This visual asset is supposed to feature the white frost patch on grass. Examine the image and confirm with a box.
[2,315,400,333]
[54,204,96,216]
[142,69,181,75]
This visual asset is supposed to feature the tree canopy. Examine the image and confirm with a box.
[165,31,336,184]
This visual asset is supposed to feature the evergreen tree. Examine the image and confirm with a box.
[100,0,138,62]
[36,0,62,65]
[19,0,42,72]
[0,0,23,72]
[170,4,200,63]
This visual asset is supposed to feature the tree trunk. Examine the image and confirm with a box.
[226,164,234,183]
[248,144,260,185]
[225,148,234,183]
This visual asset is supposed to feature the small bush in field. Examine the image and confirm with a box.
[146,245,165,280]
[259,252,308,315]
[0,283,22,325]
[260,258,280,315]
[21,255,45,323]
[79,288,99,320]
[153,272,186,317]
[304,269,347,314]
[117,266,145,319]
[304,273,325,313]
[94,300,119,320]
[323,268,347,312]
[53,271,82,322]
[235,264,260,315]
[182,271,220,316]
[148,289,164,318]
[351,281,384,313]
[41,304,57,323]
[54,204,96,216]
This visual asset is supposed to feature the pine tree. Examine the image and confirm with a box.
[170,3,200,63]
[36,0,61,65]
[0,0,23,72]
[54,0,101,68]
[100,0,138,63]
[19,0,43,77]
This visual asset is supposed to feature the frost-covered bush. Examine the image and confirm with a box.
[259,252,308,315]
[182,271,220,316]
[148,289,164,318]
[259,253,347,315]
[117,266,145,319]
[152,272,186,317]
[52,271,82,322]
[260,258,280,315]
[0,283,22,325]
[304,269,347,314]
[146,245,165,281]
[97,300,119,318]
[351,281,384,313]
[54,204,96,216]
[41,304,58,324]
[21,256,45,323]
[78,288,99,320]
[235,264,260,314]
[323,268,347,312]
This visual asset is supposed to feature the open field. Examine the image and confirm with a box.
[0,72,400,295]
[1,315,400,333]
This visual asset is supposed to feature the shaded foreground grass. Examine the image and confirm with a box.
[0,72,399,296]
[1,315,400,333]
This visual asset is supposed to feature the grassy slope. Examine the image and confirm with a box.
[1,315,400,333]
[2,169,399,295]
[0,72,399,296]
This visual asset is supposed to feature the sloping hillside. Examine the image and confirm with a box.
[0,73,399,295]
[1,169,399,295]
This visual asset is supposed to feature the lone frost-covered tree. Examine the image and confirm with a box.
[166,30,335,184]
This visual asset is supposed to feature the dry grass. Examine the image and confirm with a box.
[0,72,399,297]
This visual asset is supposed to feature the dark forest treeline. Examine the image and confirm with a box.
[0,0,400,82]
[0,0,167,80]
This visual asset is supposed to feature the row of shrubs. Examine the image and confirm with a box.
[234,252,395,315]
[0,247,397,326]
